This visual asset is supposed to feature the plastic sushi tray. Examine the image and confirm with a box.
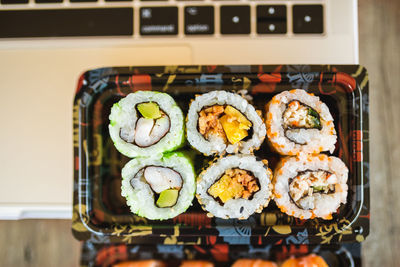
[80,242,361,267]
[72,65,369,245]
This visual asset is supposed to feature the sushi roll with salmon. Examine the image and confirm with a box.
[186,91,266,156]
[109,91,185,158]
[273,154,348,220]
[113,260,165,267]
[121,152,196,220]
[265,89,337,155]
[180,261,214,267]
[281,254,328,267]
[196,155,273,219]
[232,259,278,267]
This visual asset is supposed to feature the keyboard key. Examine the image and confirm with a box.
[106,0,132,2]
[257,5,286,34]
[185,6,214,35]
[140,7,178,36]
[0,8,133,38]
[70,0,97,2]
[1,0,28,4]
[220,5,250,34]
[36,0,63,3]
[293,5,323,34]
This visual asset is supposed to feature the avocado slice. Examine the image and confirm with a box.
[156,189,179,208]
[137,102,161,119]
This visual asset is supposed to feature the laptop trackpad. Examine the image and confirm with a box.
[0,44,192,209]
[60,44,193,68]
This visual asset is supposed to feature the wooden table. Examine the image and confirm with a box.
[0,0,399,266]
[358,0,400,266]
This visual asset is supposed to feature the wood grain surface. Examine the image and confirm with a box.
[0,220,80,266]
[359,0,400,266]
[0,1,399,266]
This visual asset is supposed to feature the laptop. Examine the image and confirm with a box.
[0,0,358,219]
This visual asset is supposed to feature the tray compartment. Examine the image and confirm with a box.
[72,65,369,245]
[80,242,362,267]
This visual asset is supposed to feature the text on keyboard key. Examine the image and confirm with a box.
[293,5,324,34]
[1,0,28,4]
[220,5,250,35]
[257,5,287,34]
[185,6,214,35]
[0,8,133,38]
[35,0,63,3]
[70,0,97,2]
[140,7,178,35]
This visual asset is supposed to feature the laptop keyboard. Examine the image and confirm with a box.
[257,5,287,34]
[140,7,178,35]
[0,1,325,38]
[185,6,214,35]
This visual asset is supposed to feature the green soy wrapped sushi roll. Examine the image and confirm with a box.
[196,155,273,219]
[265,89,337,155]
[121,152,196,220]
[186,91,266,156]
[273,154,348,220]
[109,91,185,158]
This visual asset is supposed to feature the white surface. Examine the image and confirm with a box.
[0,205,72,220]
[0,0,358,219]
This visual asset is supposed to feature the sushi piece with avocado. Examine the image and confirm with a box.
[121,151,196,220]
[109,91,185,158]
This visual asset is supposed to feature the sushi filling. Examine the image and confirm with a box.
[198,105,252,145]
[282,101,322,145]
[288,170,337,210]
[132,166,182,208]
[207,168,260,204]
[120,102,171,147]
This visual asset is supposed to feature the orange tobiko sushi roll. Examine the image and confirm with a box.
[113,260,165,267]
[180,260,214,267]
[281,258,299,267]
[232,259,278,267]
[281,254,328,267]
[297,254,328,267]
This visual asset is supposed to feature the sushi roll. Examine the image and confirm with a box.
[113,261,165,267]
[232,259,278,267]
[281,254,328,267]
[180,261,214,267]
[196,155,273,219]
[121,152,196,220]
[265,89,337,155]
[273,154,348,220]
[186,91,266,156]
[109,91,184,158]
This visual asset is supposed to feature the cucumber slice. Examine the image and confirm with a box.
[308,108,319,118]
[312,186,325,192]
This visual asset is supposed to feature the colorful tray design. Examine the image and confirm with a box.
[80,242,361,267]
[72,65,369,245]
